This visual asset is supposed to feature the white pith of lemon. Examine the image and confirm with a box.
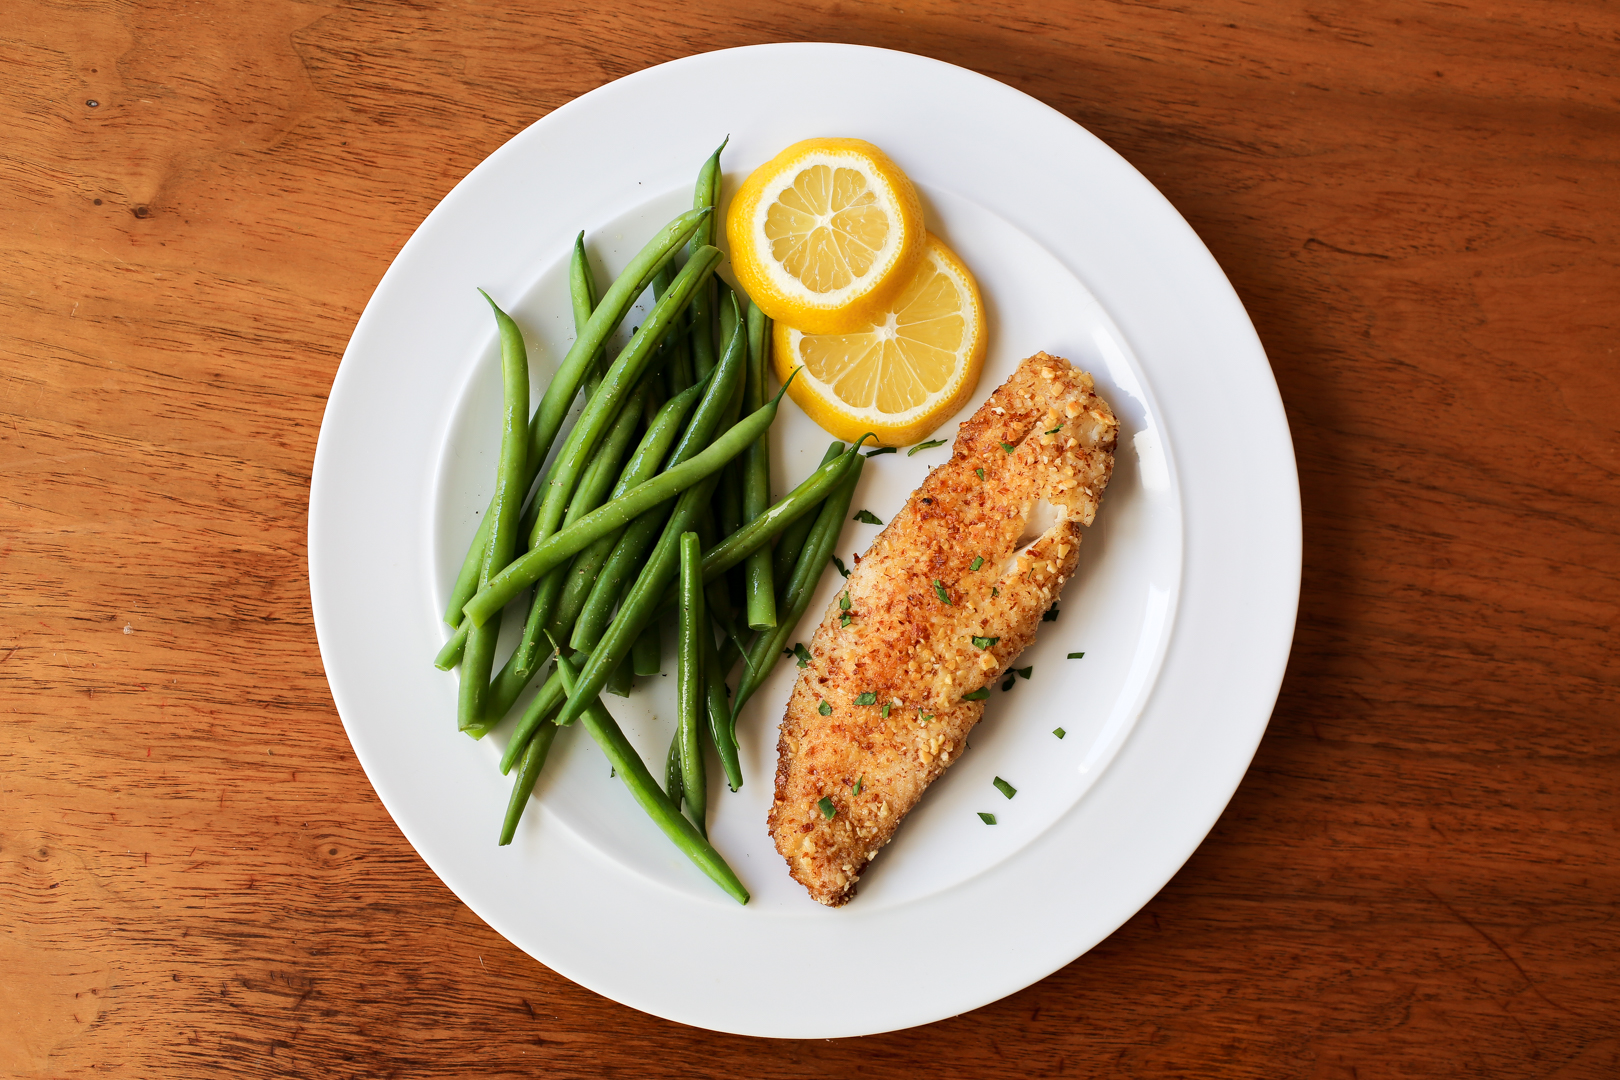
[773,233,985,447]
[727,138,925,335]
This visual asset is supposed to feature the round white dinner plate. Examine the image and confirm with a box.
[309,43,1300,1038]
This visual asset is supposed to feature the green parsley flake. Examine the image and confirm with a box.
[908,439,948,456]
[969,555,984,571]
[919,712,934,722]
[1000,441,1016,453]
[865,446,897,457]
[818,699,832,716]
[991,587,999,597]
[854,692,877,706]
[963,687,990,701]
[1067,651,1085,659]
[1043,606,1060,622]
[1045,426,1062,435]
[839,592,851,611]
[794,643,812,667]
[971,635,1000,650]
[840,613,852,628]
[831,555,850,578]
[1001,675,1016,692]
[853,776,864,796]
[933,580,952,605]
[818,796,836,819]
[978,812,997,825]
[1053,727,1066,739]
[854,509,883,525]
[1016,666,1032,679]
[881,703,891,719]
[993,776,1017,799]
[975,467,985,480]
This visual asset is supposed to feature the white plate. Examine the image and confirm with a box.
[310,43,1300,1038]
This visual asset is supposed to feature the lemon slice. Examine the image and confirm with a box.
[727,138,925,334]
[774,233,985,447]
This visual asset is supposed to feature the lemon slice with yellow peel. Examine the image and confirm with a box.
[727,138,925,334]
[774,233,985,447]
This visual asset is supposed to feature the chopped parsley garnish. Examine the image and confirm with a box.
[831,555,850,577]
[854,509,883,525]
[969,555,984,571]
[1043,606,1060,622]
[817,796,836,819]
[933,580,952,605]
[854,692,877,706]
[962,687,990,701]
[881,703,891,719]
[1000,441,1016,453]
[993,776,1017,799]
[1016,666,1032,679]
[794,643,812,668]
[919,712,934,722]
[908,439,948,456]
[1045,426,1062,435]
[975,467,985,480]
[971,635,999,650]
[840,613,852,628]
[978,812,997,825]
[853,776,864,796]
[1068,651,1085,659]
[1001,674,1016,692]
[991,587,999,597]
[1053,727,1066,739]
[865,446,896,457]
[839,592,851,610]
[818,699,832,716]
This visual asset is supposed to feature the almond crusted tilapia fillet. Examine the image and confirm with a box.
[768,352,1118,906]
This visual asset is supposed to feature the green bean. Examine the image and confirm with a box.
[687,139,726,382]
[456,292,531,731]
[460,376,792,628]
[651,263,693,395]
[773,442,845,585]
[665,730,683,806]
[444,209,710,626]
[677,532,708,834]
[497,666,566,773]
[605,654,633,697]
[652,440,858,612]
[550,648,748,904]
[695,510,742,793]
[704,630,742,792]
[680,537,712,835]
[569,293,748,652]
[525,246,721,554]
[570,231,606,393]
[632,621,662,677]
[547,377,707,648]
[713,287,748,609]
[498,701,560,845]
[486,374,654,719]
[554,470,721,728]
[732,450,866,720]
[742,301,777,630]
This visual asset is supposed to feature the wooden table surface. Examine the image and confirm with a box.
[4,1,1616,1075]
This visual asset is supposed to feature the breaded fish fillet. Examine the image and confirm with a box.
[768,352,1118,906]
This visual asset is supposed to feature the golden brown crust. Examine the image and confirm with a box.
[768,352,1119,906]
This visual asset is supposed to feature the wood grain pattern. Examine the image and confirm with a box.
[3,1,1615,1075]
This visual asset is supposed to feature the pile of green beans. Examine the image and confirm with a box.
[434,141,873,904]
